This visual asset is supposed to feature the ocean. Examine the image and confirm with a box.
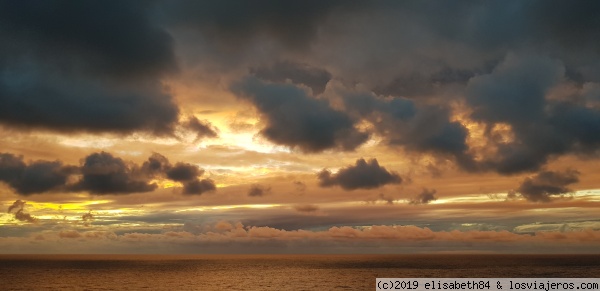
[1,254,599,290]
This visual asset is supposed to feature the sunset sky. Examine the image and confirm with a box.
[1,0,600,254]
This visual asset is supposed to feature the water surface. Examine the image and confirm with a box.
[1,254,598,290]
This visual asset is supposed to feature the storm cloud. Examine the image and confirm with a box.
[465,54,600,174]
[233,77,368,152]
[2,0,600,177]
[318,158,401,190]
[343,93,473,169]
[0,1,180,135]
[160,0,352,52]
[251,61,332,95]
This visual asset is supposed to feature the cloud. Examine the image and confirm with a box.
[181,116,219,140]
[3,222,600,254]
[465,54,566,174]
[0,153,74,195]
[0,1,176,79]
[514,170,580,202]
[248,184,271,197]
[318,158,401,190]
[233,77,368,152]
[14,210,37,223]
[7,200,37,223]
[70,152,157,195]
[378,193,395,205]
[166,163,202,182]
[141,153,172,178]
[7,200,26,213]
[463,55,600,175]
[82,211,94,227]
[0,1,180,135]
[251,61,332,95]
[0,151,216,196]
[161,1,351,52]
[82,211,94,223]
[72,152,216,196]
[409,188,438,205]
[163,162,215,195]
[294,204,319,213]
[293,181,307,192]
[182,179,216,195]
[59,230,82,239]
[342,92,474,170]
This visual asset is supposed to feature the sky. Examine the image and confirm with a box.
[1,0,600,254]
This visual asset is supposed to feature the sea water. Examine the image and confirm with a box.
[1,254,598,290]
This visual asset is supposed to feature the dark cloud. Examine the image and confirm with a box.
[166,163,202,182]
[514,170,580,202]
[233,77,368,152]
[182,179,216,195]
[343,93,474,170]
[0,63,180,135]
[248,184,271,197]
[0,1,176,79]
[2,0,600,183]
[0,1,180,135]
[14,209,37,223]
[7,200,37,223]
[293,181,307,192]
[141,155,215,196]
[70,152,157,195]
[161,0,353,51]
[82,211,94,226]
[72,152,217,195]
[164,162,215,195]
[251,61,332,95]
[409,188,438,205]
[506,190,519,201]
[1,149,216,196]
[7,200,26,214]
[426,163,443,178]
[467,55,563,126]
[466,54,600,174]
[378,193,395,205]
[318,158,401,190]
[0,153,74,195]
[141,153,172,178]
[395,106,471,160]
[294,204,319,213]
[525,1,600,53]
[82,211,94,222]
[374,67,486,98]
[343,93,416,122]
[182,116,218,141]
